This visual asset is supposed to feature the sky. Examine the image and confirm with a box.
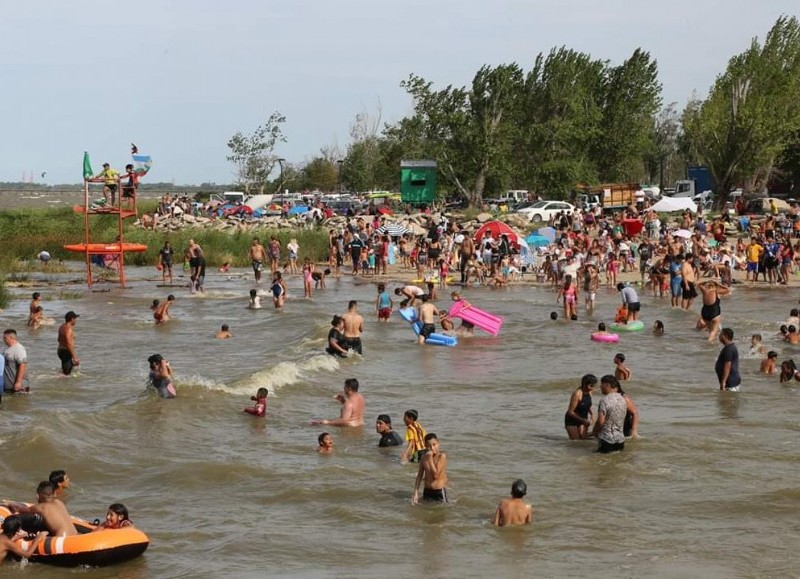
[0,0,796,185]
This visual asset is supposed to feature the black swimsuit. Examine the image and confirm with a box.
[564,390,592,427]
[701,297,721,322]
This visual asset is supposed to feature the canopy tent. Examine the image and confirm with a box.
[650,197,697,213]
[536,227,557,242]
[474,221,525,248]
[525,233,551,248]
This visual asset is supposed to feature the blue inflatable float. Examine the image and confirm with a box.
[397,307,458,347]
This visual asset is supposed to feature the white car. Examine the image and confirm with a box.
[516,200,576,224]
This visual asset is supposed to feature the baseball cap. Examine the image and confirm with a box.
[102,162,110,167]
[65,311,79,321]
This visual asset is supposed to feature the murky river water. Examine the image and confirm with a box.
[1,266,798,578]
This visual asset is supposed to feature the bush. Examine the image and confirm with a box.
[0,276,9,309]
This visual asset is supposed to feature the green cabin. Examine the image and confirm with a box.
[400,160,437,205]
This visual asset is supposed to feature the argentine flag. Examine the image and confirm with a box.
[132,154,153,177]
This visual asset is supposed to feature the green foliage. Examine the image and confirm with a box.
[683,15,800,205]
[0,276,10,309]
[226,111,287,195]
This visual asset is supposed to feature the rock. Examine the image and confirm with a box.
[476,212,493,223]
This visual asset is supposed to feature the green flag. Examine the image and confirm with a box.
[82,151,93,180]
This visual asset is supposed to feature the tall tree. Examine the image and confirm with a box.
[593,48,662,182]
[398,64,524,206]
[226,111,287,195]
[682,16,800,206]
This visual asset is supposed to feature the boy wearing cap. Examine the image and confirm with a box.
[375,414,403,447]
[57,312,80,375]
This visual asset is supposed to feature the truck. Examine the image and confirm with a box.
[673,166,715,198]
[574,183,641,212]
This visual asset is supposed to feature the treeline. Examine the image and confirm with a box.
[285,15,800,207]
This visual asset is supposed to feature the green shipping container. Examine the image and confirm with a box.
[400,160,437,205]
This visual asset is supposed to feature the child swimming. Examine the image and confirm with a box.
[244,387,268,417]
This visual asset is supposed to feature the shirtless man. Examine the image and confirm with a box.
[412,433,448,504]
[681,254,698,310]
[153,294,175,325]
[492,479,533,527]
[417,294,439,345]
[394,285,425,307]
[342,300,364,355]
[460,234,475,284]
[215,324,232,339]
[311,378,365,427]
[248,238,268,284]
[2,481,77,536]
[56,311,79,375]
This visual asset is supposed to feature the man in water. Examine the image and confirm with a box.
[376,414,403,447]
[412,433,448,504]
[2,481,77,536]
[57,311,80,376]
[395,285,425,307]
[342,300,364,355]
[591,375,627,453]
[215,324,232,339]
[715,327,741,391]
[248,237,268,284]
[492,479,533,527]
[417,294,439,345]
[312,378,365,427]
[616,283,640,322]
[3,329,29,396]
[681,251,699,310]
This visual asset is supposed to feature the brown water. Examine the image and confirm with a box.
[1,267,799,578]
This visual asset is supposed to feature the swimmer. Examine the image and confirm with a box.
[153,294,175,324]
[564,374,596,440]
[594,322,611,336]
[0,516,46,563]
[394,285,425,307]
[492,479,533,527]
[28,306,44,330]
[417,294,439,345]
[317,432,334,454]
[244,387,268,417]
[779,359,800,382]
[614,353,631,381]
[440,312,455,333]
[93,503,132,531]
[302,258,314,298]
[400,409,427,464]
[248,289,261,309]
[614,305,629,324]
[761,351,778,374]
[751,334,767,357]
[787,326,800,345]
[556,274,579,320]
[27,292,42,327]
[550,312,558,321]
[310,378,365,427]
[449,292,475,335]
[218,261,230,273]
[216,324,232,339]
[147,354,176,398]
[412,433,448,504]
[271,272,287,310]
[48,470,70,496]
[653,320,665,336]
[2,481,77,537]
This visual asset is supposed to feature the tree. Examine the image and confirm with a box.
[593,49,662,183]
[226,112,287,195]
[397,64,524,207]
[303,157,339,191]
[644,103,682,189]
[682,16,800,206]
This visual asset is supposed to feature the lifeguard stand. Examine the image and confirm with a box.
[64,174,146,288]
[400,160,437,206]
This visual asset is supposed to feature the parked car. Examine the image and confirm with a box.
[516,200,576,224]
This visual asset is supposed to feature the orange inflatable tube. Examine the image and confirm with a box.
[0,505,149,567]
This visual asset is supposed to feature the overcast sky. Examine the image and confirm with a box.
[0,0,795,185]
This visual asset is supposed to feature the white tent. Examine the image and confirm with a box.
[650,197,697,213]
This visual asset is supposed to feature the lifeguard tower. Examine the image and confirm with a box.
[64,152,149,288]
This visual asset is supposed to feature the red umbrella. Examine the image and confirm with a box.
[377,206,394,215]
[473,220,524,248]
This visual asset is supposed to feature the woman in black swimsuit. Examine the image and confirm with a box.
[564,374,597,440]
[697,280,731,342]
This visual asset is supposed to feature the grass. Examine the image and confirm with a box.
[0,207,331,271]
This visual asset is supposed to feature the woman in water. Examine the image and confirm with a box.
[302,258,314,298]
[564,374,596,440]
[779,359,800,383]
[325,316,348,357]
[556,274,579,321]
[696,280,731,342]
[617,382,640,438]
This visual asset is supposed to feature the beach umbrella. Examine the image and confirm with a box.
[377,206,394,215]
[525,233,550,248]
[622,219,644,237]
[377,223,409,237]
[672,229,692,239]
[473,220,524,246]
[537,226,557,242]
